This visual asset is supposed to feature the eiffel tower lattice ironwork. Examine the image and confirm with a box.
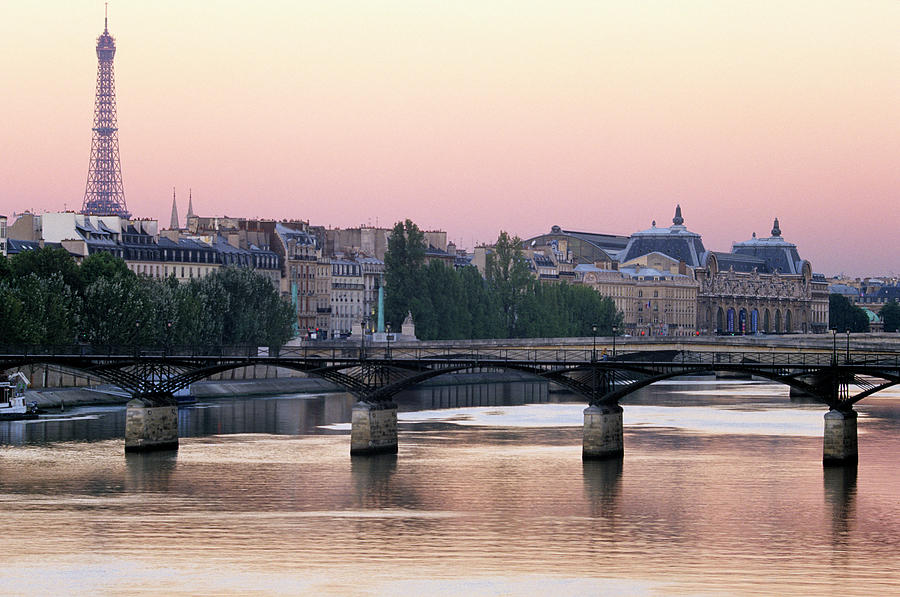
[81,8,129,218]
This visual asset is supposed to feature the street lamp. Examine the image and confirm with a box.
[386,322,392,360]
[832,328,837,364]
[846,328,851,363]
[612,325,618,359]
[360,316,367,360]
[591,324,597,362]
[165,320,173,355]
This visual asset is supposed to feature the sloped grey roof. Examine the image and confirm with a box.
[619,225,706,267]
[712,251,768,274]
[828,284,858,296]
[731,220,804,274]
[275,222,317,247]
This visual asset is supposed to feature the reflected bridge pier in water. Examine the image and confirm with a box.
[3,345,899,464]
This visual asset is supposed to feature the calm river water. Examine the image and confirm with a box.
[1,378,899,596]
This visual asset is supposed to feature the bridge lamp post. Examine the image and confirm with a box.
[846,329,851,363]
[360,317,366,360]
[164,321,173,355]
[612,325,618,358]
[591,324,597,362]
[386,323,392,360]
[832,328,837,364]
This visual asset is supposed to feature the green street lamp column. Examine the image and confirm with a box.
[591,324,597,362]
[612,325,618,358]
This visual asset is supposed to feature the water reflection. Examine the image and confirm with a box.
[125,451,178,493]
[351,453,398,509]
[397,378,550,411]
[582,458,623,518]
[824,464,858,547]
[0,380,899,596]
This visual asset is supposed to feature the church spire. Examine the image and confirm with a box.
[169,188,179,230]
[672,204,684,226]
[771,217,781,237]
[187,188,195,219]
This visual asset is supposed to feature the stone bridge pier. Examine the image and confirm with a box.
[350,401,399,455]
[823,409,857,466]
[580,401,861,466]
[582,403,624,460]
[125,395,179,452]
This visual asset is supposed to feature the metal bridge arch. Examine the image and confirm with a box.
[4,351,900,412]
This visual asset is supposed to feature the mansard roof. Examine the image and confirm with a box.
[618,265,693,280]
[710,251,768,274]
[731,218,803,274]
[618,205,706,267]
[523,226,628,264]
[275,222,317,247]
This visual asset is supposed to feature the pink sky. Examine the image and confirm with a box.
[1,1,898,275]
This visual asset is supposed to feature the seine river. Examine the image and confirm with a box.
[1,378,898,596]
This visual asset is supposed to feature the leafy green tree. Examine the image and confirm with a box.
[81,275,154,346]
[79,251,135,288]
[880,300,900,333]
[0,281,25,344]
[485,231,532,336]
[10,246,82,292]
[459,265,503,338]
[416,260,468,339]
[384,219,426,327]
[13,273,80,344]
[211,267,293,348]
[0,255,11,283]
[829,294,869,333]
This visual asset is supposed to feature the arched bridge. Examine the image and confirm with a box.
[3,344,898,463]
[3,345,898,410]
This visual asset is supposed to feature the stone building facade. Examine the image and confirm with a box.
[530,206,828,335]
[274,223,321,333]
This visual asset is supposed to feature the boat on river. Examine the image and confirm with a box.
[0,372,38,420]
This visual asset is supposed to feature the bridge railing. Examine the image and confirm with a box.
[3,345,900,369]
[0,344,266,358]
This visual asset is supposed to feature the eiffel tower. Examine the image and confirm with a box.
[81,7,129,218]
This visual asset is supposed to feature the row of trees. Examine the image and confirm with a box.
[383,220,621,340]
[828,294,870,333]
[0,249,293,348]
[827,293,900,333]
[882,300,900,333]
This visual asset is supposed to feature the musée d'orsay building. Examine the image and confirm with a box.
[522,206,829,336]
